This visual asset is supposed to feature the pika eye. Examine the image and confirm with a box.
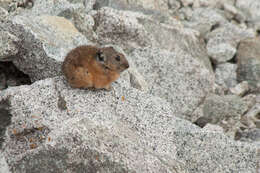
[96,51,105,62]
[115,55,120,61]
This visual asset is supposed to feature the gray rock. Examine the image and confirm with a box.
[215,63,237,89]
[58,8,98,41]
[0,152,10,173]
[203,94,248,133]
[223,3,238,15]
[129,47,214,117]
[236,0,260,30]
[243,103,260,129]
[0,77,258,172]
[237,37,260,89]
[212,83,227,96]
[0,0,12,11]
[0,7,8,22]
[136,15,213,72]
[203,123,224,133]
[0,31,19,61]
[6,14,89,81]
[183,8,227,36]
[92,7,152,50]
[178,6,193,20]
[229,81,249,96]
[92,7,213,73]
[15,0,85,17]
[206,23,255,63]
[180,0,193,7]
[239,128,260,143]
[167,0,181,12]
[94,0,170,11]
[181,0,235,8]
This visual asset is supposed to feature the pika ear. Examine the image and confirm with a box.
[96,50,106,63]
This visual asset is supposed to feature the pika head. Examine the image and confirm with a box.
[95,46,129,73]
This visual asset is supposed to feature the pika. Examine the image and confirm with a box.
[62,45,129,90]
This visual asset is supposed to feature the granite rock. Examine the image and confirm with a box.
[6,14,89,81]
[183,8,227,36]
[237,37,260,90]
[0,31,19,61]
[129,47,214,117]
[229,81,249,96]
[215,63,237,89]
[0,77,258,173]
[203,94,249,136]
[206,23,255,63]
[236,0,260,30]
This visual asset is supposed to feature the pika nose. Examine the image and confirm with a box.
[124,63,129,69]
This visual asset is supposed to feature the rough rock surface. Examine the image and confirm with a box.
[206,23,255,63]
[5,14,89,81]
[0,77,258,173]
[237,37,260,90]
[0,7,8,21]
[183,8,227,36]
[0,0,260,171]
[129,47,214,117]
[0,31,19,61]
[215,63,237,89]
[235,0,260,30]
[202,94,249,136]
[92,7,212,72]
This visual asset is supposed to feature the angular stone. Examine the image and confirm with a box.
[236,0,260,30]
[243,103,260,128]
[0,31,19,61]
[183,8,227,36]
[7,15,89,81]
[237,37,260,89]
[229,81,249,96]
[203,94,248,133]
[92,0,170,11]
[0,7,8,22]
[206,23,255,63]
[92,7,152,50]
[129,47,214,117]
[92,7,213,72]
[0,0,12,11]
[215,63,237,89]
[0,77,258,173]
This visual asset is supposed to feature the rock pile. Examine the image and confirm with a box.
[0,0,259,172]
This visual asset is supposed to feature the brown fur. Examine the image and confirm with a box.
[62,45,129,90]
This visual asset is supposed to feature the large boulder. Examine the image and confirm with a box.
[129,47,214,117]
[5,14,89,81]
[0,77,258,173]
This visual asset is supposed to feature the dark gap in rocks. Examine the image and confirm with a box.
[93,0,109,10]
[232,15,241,24]
[0,97,12,149]
[210,59,217,72]
[227,54,237,64]
[234,130,242,140]
[0,61,31,90]
[257,30,260,36]
[193,117,211,128]
[17,0,34,9]
[210,23,220,32]
[178,1,184,8]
